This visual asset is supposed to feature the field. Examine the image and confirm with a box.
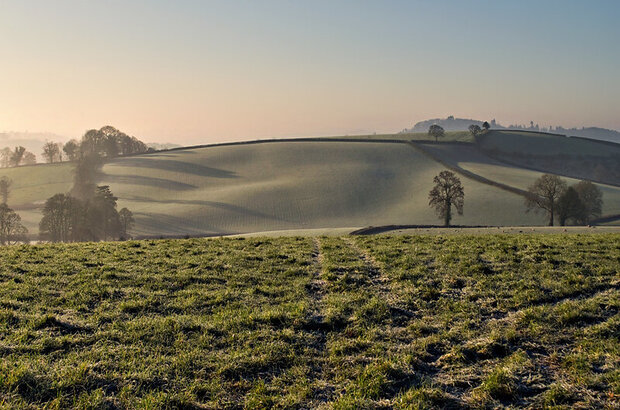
[0,234,618,408]
[417,143,620,217]
[1,130,619,238]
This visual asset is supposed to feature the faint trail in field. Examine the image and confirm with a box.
[305,238,334,406]
[343,237,416,320]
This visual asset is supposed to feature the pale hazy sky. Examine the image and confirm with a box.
[1,0,619,144]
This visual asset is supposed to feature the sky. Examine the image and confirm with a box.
[1,0,619,144]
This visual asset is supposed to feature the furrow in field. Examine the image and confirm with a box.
[304,237,334,406]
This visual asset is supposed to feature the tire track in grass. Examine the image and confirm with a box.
[343,236,416,322]
[304,237,334,405]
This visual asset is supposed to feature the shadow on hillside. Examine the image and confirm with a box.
[113,158,237,178]
[128,196,292,223]
[100,174,197,191]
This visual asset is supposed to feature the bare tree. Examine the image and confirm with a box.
[0,148,11,168]
[525,174,567,226]
[0,177,11,204]
[428,124,445,142]
[0,204,28,245]
[119,207,135,239]
[10,146,26,167]
[22,151,36,165]
[557,187,583,226]
[63,139,81,161]
[428,170,465,226]
[573,180,603,224]
[42,141,61,163]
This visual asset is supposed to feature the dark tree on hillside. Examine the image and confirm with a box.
[0,204,28,245]
[71,154,103,200]
[557,187,584,226]
[63,139,81,161]
[87,186,122,241]
[482,121,490,131]
[428,170,465,226]
[119,207,135,239]
[0,177,11,205]
[42,141,61,163]
[40,194,77,242]
[10,146,26,167]
[573,180,603,224]
[428,124,445,142]
[468,124,482,137]
[525,174,567,226]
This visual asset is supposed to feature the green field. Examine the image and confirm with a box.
[0,234,618,408]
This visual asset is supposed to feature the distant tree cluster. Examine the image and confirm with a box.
[0,126,149,168]
[39,187,133,242]
[525,175,603,226]
[38,138,136,242]
[0,146,37,167]
[76,126,150,159]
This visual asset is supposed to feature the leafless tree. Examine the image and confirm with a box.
[428,170,465,226]
[525,174,567,226]
[428,124,445,142]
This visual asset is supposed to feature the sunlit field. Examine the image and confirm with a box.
[1,234,618,408]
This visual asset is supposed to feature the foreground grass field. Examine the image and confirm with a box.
[0,234,618,408]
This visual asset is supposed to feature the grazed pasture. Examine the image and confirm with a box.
[0,234,618,408]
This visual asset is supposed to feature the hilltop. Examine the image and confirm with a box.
[402,117,620,144]
[0,130,619,239]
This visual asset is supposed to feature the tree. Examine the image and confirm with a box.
[573,180,603,224]
[428,170,465,226]
[0,204,28,245]
[22,151,36,165]
[0,177,11,204]
[63,139,81,161]
[0,147,11,168]
[39,193,78,242]
[428,124,445,142]
[119,208,135,238]
[482,121,490,131]
[42,141,61,163]
[10,146,26,167]
[468,124,482,137]
[525,174,567,226]
[87,186,122,241]
[71,154,102,200]
[557,187,584,226]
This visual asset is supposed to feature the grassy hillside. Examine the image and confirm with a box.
[102,141,542,237]
[0,235,618,407]
[477,130,620,186]
[4,133,618,237]
[418,143,620,217]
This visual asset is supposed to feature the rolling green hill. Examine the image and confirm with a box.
[0,131,618,238]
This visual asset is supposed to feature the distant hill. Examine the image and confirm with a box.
[402,116,620,144]
[402,116,505,133]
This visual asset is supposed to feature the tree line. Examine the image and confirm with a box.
[0,126,150,168]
